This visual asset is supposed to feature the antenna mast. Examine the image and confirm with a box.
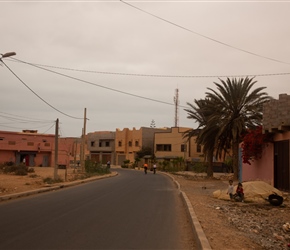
[174,88,179,127]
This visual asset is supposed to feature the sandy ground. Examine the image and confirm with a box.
[1,167,289,250]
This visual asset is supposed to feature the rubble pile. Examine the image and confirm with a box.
[211,202,290,249]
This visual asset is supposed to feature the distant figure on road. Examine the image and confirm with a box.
[144,163,148,174]
[153,163,157,174]
[107,161,111,168]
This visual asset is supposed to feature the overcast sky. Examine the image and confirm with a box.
[1,0,290,137]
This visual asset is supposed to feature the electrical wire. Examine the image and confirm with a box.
[0,59,83,120]
[7,58,290,78]
[0,111,54,123]
[120,0,290,66]
[11,58,178,107]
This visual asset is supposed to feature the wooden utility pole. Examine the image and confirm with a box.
[81,108,87,172]
[54,118,59,180]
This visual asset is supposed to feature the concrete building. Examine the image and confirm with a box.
[87,131,115,164]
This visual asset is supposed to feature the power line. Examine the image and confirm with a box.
[12,58,178,107]
[120,0,290,66]
[0,111,54,123]
[8,58,290,78]
[1,60,83,120]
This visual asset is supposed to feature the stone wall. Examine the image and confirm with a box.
[263,94,290,132]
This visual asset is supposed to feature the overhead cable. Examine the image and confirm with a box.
[8,58,290,78]
[120,0,290,66]
[1,60,83,120]
[12,58,180,107]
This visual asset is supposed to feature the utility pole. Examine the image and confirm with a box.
[54,118,59,180]
[81,108,87,172]
[174,88,179,127]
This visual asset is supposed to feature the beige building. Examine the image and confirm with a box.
[115,127,170,165]
[154,127,203,162]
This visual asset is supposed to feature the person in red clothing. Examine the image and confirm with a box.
[233,182,244,202]
[143,163,148,174]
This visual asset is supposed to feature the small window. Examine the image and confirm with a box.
[27,142,34,146]
[197,144,201,153]
[8,141,16,145]
[99,141,102,147]
[128,141,132,147]
[0,137,4,141]
[105,141,110,147]
[118,141,122,147]
[181,144,186,152]
[135,140,139,147]
[156,144,171,151]
[91,141,95,147]
[44,143,50,147]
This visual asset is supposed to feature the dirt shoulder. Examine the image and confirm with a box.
[172,172,290,250]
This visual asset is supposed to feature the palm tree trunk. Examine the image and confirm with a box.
[232,141,239,180]
[206,150,214,177]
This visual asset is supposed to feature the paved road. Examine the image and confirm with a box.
[0,168,195,249]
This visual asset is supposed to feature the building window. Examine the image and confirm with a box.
[128,141,132,147]
[181,144,186,152]
[91,141,95,147]
[27,142,34,146]
[105,141,110,147]
[197,144,201,153]
[0,137,4,141]
[44,143,50,147]
[99,141,102,147]
[156,144,171,151]
[8,141,16,145]
[118,141,122,147]
[135,140,139,147]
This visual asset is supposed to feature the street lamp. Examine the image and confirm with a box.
[1,52,16,58]
[0,52,16,60]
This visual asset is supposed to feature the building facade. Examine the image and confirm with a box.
[87,131,115,164]
[154,127,203,162]
[242,94,290,191]
[0,130,83,168]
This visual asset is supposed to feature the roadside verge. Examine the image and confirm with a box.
[0,172,118,202]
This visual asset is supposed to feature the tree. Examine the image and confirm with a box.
[136,146,152,159]
[205,77,271,180]
[184,98,219,177]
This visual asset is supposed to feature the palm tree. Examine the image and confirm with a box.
[205,77,271,180]
[184,98,219,177]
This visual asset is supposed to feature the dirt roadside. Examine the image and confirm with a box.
[0,167,289,250]
[171,172,290,250]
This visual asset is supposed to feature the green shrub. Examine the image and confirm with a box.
[191,162,207,173]
[85,160,110,174]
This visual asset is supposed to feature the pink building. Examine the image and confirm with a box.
[0,130,83,168]
[242,94,290,191]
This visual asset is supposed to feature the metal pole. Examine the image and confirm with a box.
[54,118,59,180]
[81,108,87,172]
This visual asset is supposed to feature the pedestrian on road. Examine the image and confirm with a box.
[153,163,157,174]
[144,163,148,174]
[107,160,111,168]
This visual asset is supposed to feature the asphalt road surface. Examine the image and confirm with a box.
[0,168,195,249]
